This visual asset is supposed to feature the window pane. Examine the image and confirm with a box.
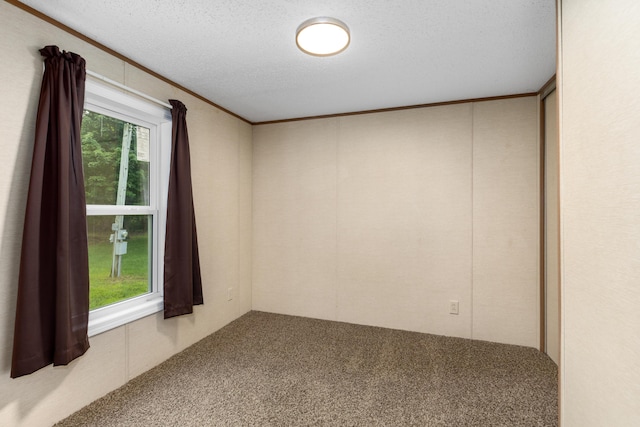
[87,215,152,310]
[81,110,150,206]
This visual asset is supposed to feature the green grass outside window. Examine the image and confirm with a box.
[88,233,149,310]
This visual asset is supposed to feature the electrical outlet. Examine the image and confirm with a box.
[227,287,234,301]
[449,300,459,315]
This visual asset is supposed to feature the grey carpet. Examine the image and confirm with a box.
[56,311,558,426]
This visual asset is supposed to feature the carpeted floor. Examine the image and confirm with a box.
[56,311,558,426]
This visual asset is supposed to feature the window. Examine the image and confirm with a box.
[82,80,171,336]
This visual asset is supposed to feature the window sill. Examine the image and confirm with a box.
[88,294,163,337]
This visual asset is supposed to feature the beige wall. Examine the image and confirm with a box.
[0,3,252,426]
[253,96,540,347]
[559,0,640,425]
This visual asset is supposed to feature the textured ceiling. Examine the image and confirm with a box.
[18,0,556,123]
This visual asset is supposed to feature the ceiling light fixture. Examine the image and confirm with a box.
[296,17,350,57]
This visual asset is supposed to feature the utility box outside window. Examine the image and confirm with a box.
[114,241,128,255]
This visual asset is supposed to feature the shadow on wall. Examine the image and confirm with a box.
[0,46,66,420]
[0,45,43,374]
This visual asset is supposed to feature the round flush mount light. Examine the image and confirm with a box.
[296,17,350,57]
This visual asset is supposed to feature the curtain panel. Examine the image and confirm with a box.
[11,46,90,378]
[163,99,203,318]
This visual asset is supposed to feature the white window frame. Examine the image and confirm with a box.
[83,80,172,336]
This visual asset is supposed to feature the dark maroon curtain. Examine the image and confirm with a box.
[164,100,203,318]
[11,46,90,378]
